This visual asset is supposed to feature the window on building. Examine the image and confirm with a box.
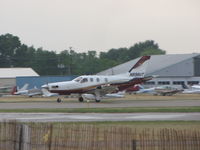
[158,81,170,85]
[90,78,93,82]
[144,81,155,85]
[96,78,100,82]
[187,81,199,85]
[173,81,185,85]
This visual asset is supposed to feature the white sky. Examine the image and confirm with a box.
[0,0,200,54]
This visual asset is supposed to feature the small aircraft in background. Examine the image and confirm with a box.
[191,84,200,89]
[14,84,29,94]
[182,83,200,94]
[132,85,183,96]
[0,85,16,96]
[42,56,155,102]
[14,84,42,97]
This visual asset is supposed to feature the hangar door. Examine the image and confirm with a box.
[194,57,200,76]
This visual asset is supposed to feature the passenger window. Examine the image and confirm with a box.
[104,78,108,82]
[81,78,88,83]
[90,78,93,82]
[96,78,100,82]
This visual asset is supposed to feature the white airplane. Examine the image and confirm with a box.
[136,85,157,94]
[136,85,183,96]
[14,84,29,95]
[14,84,42,97]
[191,84,200,89]
[182,83,200,94]
[42,56,153,102]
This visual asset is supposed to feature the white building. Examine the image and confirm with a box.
[0,68,39,87]
[97,53,200,87]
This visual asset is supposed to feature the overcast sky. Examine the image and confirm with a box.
[0,0,199,54]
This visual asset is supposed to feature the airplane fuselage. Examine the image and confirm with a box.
[43,73,145,95]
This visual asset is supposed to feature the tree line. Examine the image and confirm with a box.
[0,33,166,75]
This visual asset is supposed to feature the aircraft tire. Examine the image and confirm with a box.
[79,97,84,102]
[95,99,101,103]
[57,98,62,103]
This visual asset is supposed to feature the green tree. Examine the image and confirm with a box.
[0,33,21,67]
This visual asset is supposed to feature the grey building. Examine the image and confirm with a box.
[97,53,200,87]
[0,68,39,87]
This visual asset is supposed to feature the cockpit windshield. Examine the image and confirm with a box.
[73,77,83,82]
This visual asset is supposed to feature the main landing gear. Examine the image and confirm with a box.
[95,99,101,103]
[57,98,62,103]
[79,97,84,102]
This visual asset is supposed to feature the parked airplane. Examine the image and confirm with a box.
[182,83,200,94]
[42,56,153,102]
[14,84,42,97]
[136,85,183,96]
[191,84,200,89]
[13,84,29,95]
[0,85,15,96]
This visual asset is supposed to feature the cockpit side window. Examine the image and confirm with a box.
[81,78,88,83]
[74,77,82,82]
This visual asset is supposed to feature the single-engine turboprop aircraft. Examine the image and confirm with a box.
[42,56,153,102]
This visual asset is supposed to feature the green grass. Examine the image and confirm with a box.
[26,121,200,130]
[0,106,200,113]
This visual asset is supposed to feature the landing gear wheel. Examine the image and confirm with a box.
[95,99,101,103]
[57,98,62,103]
[79,97,84,102]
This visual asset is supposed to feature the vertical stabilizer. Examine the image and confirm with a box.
[129,56,151,77]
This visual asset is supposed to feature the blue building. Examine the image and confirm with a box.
[16,76,77,89]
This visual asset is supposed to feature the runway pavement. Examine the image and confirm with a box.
[0,99,200,109]
[0,112,199,122]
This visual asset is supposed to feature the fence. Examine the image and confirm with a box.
[0,121,200,150]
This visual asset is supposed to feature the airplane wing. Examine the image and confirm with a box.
[86,84,118,96]
[85,75,154,97]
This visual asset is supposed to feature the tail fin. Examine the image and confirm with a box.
[10,86,17,95]
[19,84,29,91]
[129,56,151,77]
[137,84,144,89]
[181,82,189,89]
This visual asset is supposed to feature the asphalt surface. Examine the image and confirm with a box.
[0,99,200,109]
[0,112,199,122]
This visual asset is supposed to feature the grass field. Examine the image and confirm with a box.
[0,106,200,113]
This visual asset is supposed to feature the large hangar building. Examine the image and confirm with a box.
[97,53,200,87]
[0,68,39,87]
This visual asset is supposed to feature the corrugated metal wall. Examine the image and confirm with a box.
[194,57,200,76]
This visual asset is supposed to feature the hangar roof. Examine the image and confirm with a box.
[0,68,39,78]
[97,53,200,76]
